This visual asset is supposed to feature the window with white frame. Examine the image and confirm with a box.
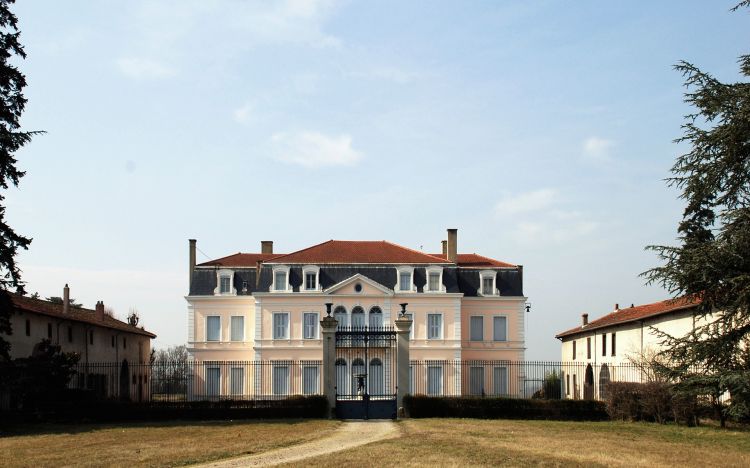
[368,306,383,328]
[479,271,496,296]
[470,366,484,395]
[303,365,319,395]
[214,269,235,295]
[405,313,414,339]
[427,313,442,339]
[427,365,443,395]
[273,313,289,339]
[303,312,318,339]
[230,367,244,396]
[493,316,507,341]
[302,265,320,291]
[230,316,244,341]
[396,267,414,292]
[272,365,290,395]
[205,365,220,396]
[333,306,347,330]
[470,316,484,341]
[493,366,508,395]
[206,316,220,342]
[425,267,443,292]
[271,266,290,292]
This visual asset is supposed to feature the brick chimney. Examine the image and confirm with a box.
[261,241,273,254]
[441,240,447,257]
[614,303,620,312]
[63,284,70,315]
[189,239,196,287]
[95,301,105,321]
[447,228,458,263]
[582,313,589,326]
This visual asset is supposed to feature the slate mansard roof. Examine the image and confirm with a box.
[8,293,157,338]
[191,239,522,297]
[555,296,701,339]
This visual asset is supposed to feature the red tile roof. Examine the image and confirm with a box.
[9,293,157,338]
[197,253,284,267]
[555,296,701,339]
[265,240,451,264]
[430,253,517,268]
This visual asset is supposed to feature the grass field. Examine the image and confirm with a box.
[2,418,749,467]
[0,419,339,467]
[293,419,750,467]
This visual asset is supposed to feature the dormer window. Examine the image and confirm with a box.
[302,265,320,291]
[479,271,497,296]
[214,269,236,296]
[425,266,444,293]
[396,267,415,292]
[271,266,291,292]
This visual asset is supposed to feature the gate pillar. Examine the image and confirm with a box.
[394,304,412,416]
[321,304,338,417]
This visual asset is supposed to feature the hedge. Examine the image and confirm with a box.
[404,395,608,421]
[1,392,329,424]
[604,382,699,425]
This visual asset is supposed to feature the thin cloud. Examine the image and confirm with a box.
[495,189,559,216]
[115,57,176,80]
[272,131,364,168]
[233,102,255,125]
[582,136,615,163]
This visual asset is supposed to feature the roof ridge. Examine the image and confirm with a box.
[266,239,336,262]
[380,240,452,262]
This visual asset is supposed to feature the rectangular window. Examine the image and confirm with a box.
[47,323,52,339]
[305,272,316,290]
[493,366,508,395]
[273,313,289,339]
[427,314,442,339]
[482,277,494,295]
[587,337,591,359]
[274,271,287,291]
[566,374,570,395]
[230,367,244,396]
[427,366,443,395]
[273,365,290,395]
[68,326,73,343]
[602,334,607,356]
[399,272,411,291]
[230,316,244,341]
[428,272,440,291]
[470,316,483,341]
[89,330,94,345]
[111,335,115,348]
[206,367,220,397]
[405,313,414,339]
[219,276,231,294]
[493,316,507,341]
[303,313,318,339]
[572,340,576,360]
[206,316,221,341]
[25,319,30,336]
[303,365,319,395]
[123,337,127,349]
[470,367,484,395]
[611,333,616,356]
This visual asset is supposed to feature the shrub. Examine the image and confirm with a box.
[404,395,607,421]
[604,381,698,424]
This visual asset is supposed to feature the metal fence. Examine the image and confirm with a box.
[409,361,645,400]
[70,360,323,402]
[41,360,648,403]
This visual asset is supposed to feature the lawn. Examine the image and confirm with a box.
[289,419,750,467]
[0,419,339,467]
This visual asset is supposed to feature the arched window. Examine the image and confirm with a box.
[335,358,347,397]
[351,306,365,328]
[351,358,365,395]
[599,364,611,400]
[334,306,347,330]
[368,306,383,328]
[369,358,384,395]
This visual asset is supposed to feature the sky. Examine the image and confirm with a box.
[5,1,748,360]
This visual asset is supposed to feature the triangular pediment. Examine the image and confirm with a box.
[324,274,393,296]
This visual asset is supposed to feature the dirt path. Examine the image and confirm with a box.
[192,421,399,468]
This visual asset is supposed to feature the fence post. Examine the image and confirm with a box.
[320,304,338,418]
[394,304,412,417]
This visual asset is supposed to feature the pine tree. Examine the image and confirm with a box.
[0,0,41,360]
[644,2,750,423]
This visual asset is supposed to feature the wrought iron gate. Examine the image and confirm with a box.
[335,326,397,419]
